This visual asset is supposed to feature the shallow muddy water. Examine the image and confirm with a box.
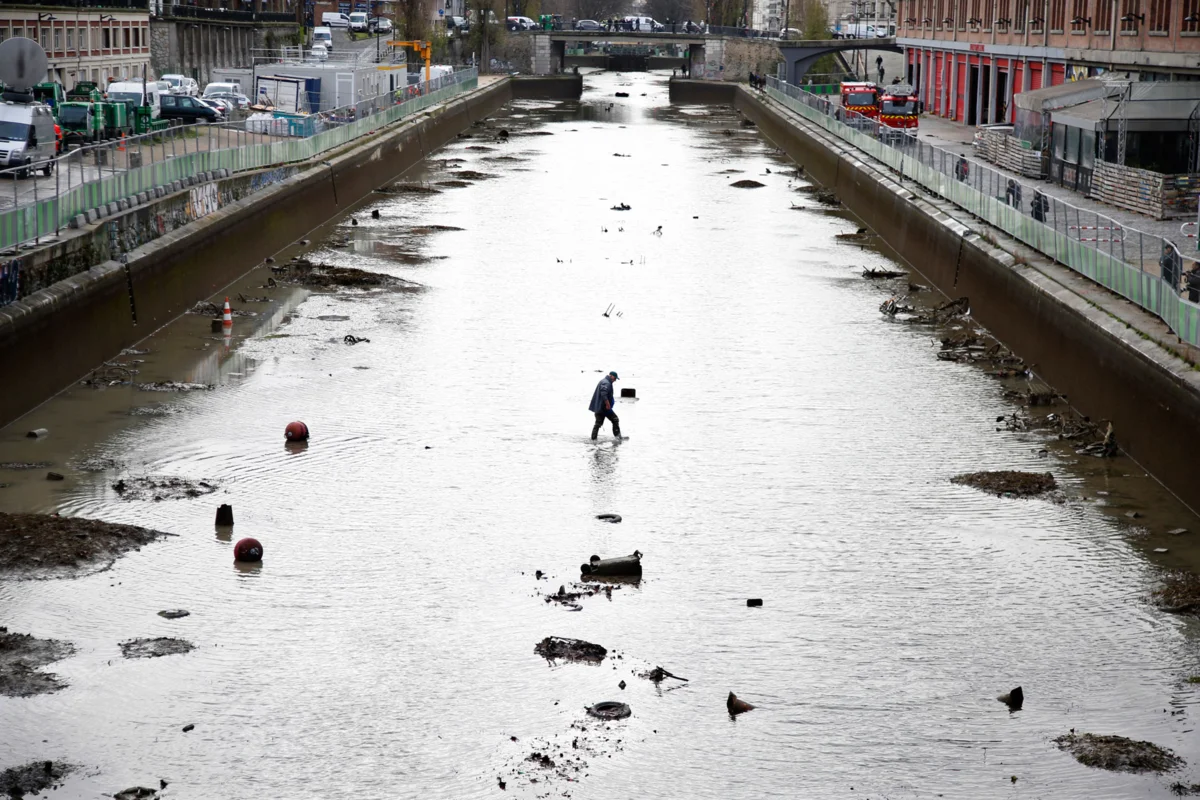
[3,71,1200,799]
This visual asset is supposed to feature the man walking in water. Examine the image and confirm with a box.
[589,371,622,441]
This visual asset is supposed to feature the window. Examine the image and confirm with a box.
[984,0,994,27]
[123,28,130,47]
[1184,0,1200,29]
[937,0,945,27]
[80,26,88,50]
[1150,0,1170,29]
[959,0,968,27]
[0,27,8,43]
[970,0,981,23]
[13,27,24,40]
[1096,0,1113,30]
[1071,0,1088,28]
[1051,0,1067,28]
[102,28,111,48]
[67,28,74,51]
[998,0,1010,26]
[54,28,61,51]
[1014,0,1026,27]
[1120,0,1141,30]
[162,95,176,107]
[133,28,139,46]
[40,27,49,49]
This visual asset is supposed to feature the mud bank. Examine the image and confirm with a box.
[0,78,515,430]
[731,84,1200,511]
[0,511,170,578]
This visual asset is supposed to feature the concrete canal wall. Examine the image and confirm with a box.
[0,77,533,429]
[708,81,1200,511]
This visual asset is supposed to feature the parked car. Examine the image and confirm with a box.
[367,16,393,33]
[203,81,242,99]
[575,18,601,30]
[0,101,61,177]
[159,93,221,123]
[312,26,333,50]
[779,26,802,38]
[209,91,250,110]
[107,79,164,118]
[322,11,350,27]
[349,12,369,32]
[196,98,228,118]
[506,15,536,30]
[310,43,329,61]
[445,15,469,35]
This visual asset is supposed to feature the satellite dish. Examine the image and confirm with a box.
[0,38,49,93]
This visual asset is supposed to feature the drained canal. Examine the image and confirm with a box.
[3,71,1200,799]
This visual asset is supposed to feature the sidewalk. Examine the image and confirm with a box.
[918,115,1196,256]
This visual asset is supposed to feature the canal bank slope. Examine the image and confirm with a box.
[0,76,581,430]
[675,80,1200,511]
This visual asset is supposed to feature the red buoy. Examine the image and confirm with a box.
[285,421,309,441]
[234,537,263,562]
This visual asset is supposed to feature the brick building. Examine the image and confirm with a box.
[897,0,1200,125]
[0,8,151,90]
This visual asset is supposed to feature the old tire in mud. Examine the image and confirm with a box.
[596,513,622,523]
[587,701,631,720]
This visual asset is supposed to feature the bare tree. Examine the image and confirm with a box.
[399,0,429,40]
[645,0,700,22]
[571,0,626,20]
[468,0,502,69]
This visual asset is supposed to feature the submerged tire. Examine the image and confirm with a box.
[587,701,631,720]
[596,513,622,523]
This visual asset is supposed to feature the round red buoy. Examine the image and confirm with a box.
[284,421,309,441]
[234,538,263,562]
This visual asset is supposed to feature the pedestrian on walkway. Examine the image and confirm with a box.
[589,371,622,441]
[1160,242,1181,294]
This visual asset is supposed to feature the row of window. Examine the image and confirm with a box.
[0,23,150,54]
[903,0,1200,34]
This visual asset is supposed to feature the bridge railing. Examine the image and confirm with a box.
[0,68,478,262]
[764,76,1200,347]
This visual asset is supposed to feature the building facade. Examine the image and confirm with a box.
[897,0,1200,126]
[0,9,151,90]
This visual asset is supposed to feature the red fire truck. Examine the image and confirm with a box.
[840,81,880,119]
[879,83,919,130]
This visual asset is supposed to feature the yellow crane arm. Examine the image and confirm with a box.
[386,40,432,84]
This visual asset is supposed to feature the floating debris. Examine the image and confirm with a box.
[157,609,190,619]
[534,636,607,664]
[137,382,213,392]
[543,580,622,609]
[640,665,688,683]
[951,471,1056,497]
[112,477,219,501]
[0,631,75,697]
[1152,570,1200,614]
[586,701,631,720]
[861,267,905,278]
[1054,732,1183,773]
[730,179,765,188]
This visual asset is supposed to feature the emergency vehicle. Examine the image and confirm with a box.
[879,83,919,130]
[840,81,880,119]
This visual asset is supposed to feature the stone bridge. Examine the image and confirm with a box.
[522,30,899,81]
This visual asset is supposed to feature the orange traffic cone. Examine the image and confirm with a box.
[117,133,126,152]
[222,297,233,330]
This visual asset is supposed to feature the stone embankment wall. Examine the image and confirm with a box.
[149,19,300,86]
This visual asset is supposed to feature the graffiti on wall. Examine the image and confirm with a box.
[2,165,302,308]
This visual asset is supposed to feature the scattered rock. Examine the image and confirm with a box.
[730,179,765,188]
[0,761,74,798]
[137,382,213,392]
[640,666,688,683]
[727,692,755,715]
[1054,732,1183,773]
[0,631,75,697]
[746,598,763,607]
[112,477,219,502]
[120,637,195,659]
[861,267,905,278]
[157,609,190,619]
[46,472,65,481]
[526,752,556,769]
[0,511,170,578]
[951,470,1056,497]
[534,636,607,664]
[998,686,1023,710]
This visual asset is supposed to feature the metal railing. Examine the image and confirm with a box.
[160,5,297,22]
[0,68,478,257]
[765,76,1200,347]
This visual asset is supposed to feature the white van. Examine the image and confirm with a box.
[312,26,333,50]
[322,11,350,27]
[106,79,163,118]
[348,11,368,31]
[623,15,661,30]
[0,101,58,177]
[161,73,200,96]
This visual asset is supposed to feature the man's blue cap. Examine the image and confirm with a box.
[609,371,619,379]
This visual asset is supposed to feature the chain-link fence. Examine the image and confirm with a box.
[0,68,479,254]
[765,76,1200,347]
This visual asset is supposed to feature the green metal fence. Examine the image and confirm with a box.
[0,68,479,254]
[765,77,1200,348]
